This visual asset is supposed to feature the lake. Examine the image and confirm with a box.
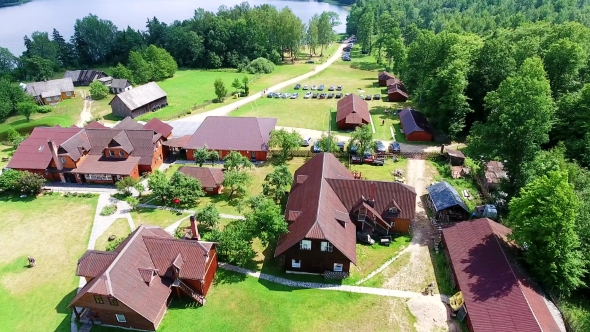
[0,0,348,55]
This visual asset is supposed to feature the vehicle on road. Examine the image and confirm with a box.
[375,140,386,153]
[312,141,323,153]
[294,84,301,90]
[342,57,351,61]
[306,60,315,64]
[374,94,381,100]
[274,93,282,99]
[304,92,312,98]
[267,92,275,98]
[301,137,312,147]
[388,142,401,153]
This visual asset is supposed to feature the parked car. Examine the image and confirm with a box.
[345,93,352,96]
[312,141,323,153]
[365,95,372,100]
[327,93,334,99]
[337,141,345,151]
[318,84,325,91]
[311,85,317,90]
[291,93,299,99]
[359,94,365,99]
[303,85,309,90]
[306,60,315,64]
[274,93,282,98]
[343,47,351,52]
[267,92,275,98]
[301,137,312,147]
[337,85,342,91]
[304,91,312,99]
[282,93,290,99]
[319,93,327,99]
[388,142,401,153]
[374,94,381,100]
[375,140,386,153]
[335,92,343,99]
[349,142,359,154]
[342,57,351,61]
[294,84,301,90]
[312,93,319,99]
[328,85,335,91]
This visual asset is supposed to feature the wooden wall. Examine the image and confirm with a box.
[283,238,351,274]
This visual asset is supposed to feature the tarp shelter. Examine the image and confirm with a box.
[427,181,470,221]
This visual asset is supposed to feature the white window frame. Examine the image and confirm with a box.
[321,241,333,252]
[291,259,301,268]
[299,240,311,250]
[118,150,124,158]
[85,174,113,181]
[109,150,115,157]
[334,263,343,272]
[115,314,126,323]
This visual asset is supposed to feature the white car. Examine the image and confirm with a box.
[301,137,312,147]
[304,91,312,99]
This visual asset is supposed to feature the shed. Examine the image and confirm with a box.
[446,148,466,166]
[336,94,370,130]
[398,108,433,142]
[109,79,132,94]
[109,82,167,118]
[427,181,470,221]
[177,166,224,195]
[378,71,396,86]
[484,161,508,191]
[386,78,408,102]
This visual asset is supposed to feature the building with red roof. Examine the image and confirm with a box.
[70,223,217,331]
[177,166,224,195]
[399,108,433,142]
[336,94,370,130]
[275,153,416,277]
[442,218,563,332]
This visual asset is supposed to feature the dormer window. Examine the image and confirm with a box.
[109,150,115,157]
[388,207,398,214]
[60,157,66,164]
[118,150,124,157]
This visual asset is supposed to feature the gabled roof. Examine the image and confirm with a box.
[71,155,141,175]
[336,94,370,125]
[86,129,160,166]
[427,181,469,213]
[178,166,224,188]
[76,250,118,278]
[59,130,91,161]
[442,219,562,332]
[110,78,131,89]
[113,116,144,130]
[387,80,408,98]
[25,78,74,97]
[184,116,277,152]
[70,225,214,325]
[109,82,167,111]
[378,71,396,81]
[64,70,107,83]
[85,121,107,129]
[142,118,173,138]
[399,108,433,135]
[7,126,81,170]
[446,148,465,159]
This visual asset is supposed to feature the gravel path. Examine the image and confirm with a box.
[76,91,93,127]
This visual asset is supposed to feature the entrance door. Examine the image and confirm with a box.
[250,151,256,160]
[63,173,77,183]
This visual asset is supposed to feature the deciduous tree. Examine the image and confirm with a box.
[147,170,170,202]
[316,133,339,153]
[262,165,293,203]
[244,195,288,246]
[115,176,139,196]
[195,203,220,230]
[17,101,37,122]
[169,171,204,207]
[224,151,253,171]
[214,78,228,102]
[223,170,252,200]
[269,129,301,162]
[89,81,109,100]
[349,124,374,154]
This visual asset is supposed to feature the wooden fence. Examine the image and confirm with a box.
[269,150,440,160]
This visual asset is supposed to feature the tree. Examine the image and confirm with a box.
[134,182,145,197]
[468,57,555,194]
[317,12,334,56]
[72,14,117,64]
[17,101,37,122]
[224,151,253,171]
[0,47,17,77]
[214,78,228,102]
[357,10,374,54]
[213,221,255,266]
[553,85,590,166]
[18,55,54,81]
[242,76,250,96]
[169,171,205,207]
[268,129,302,162]
[231,78,242,94]
[316,133,339,153]
[349,124,374,154]
[143,44,178,81]
[52,29,76,68]
[223,170,252,200]
[307,15,319,56]
[543,38,586,97]
[15,171,46,195]
[89,80,109,100]
[244,195,288,246]
[128,51,152,84]
[24,31,58,69]
[209,150,219,166]
[262,165,293,203]
[115,176,139,196]
[193,146,214,167]
[111,63,134,83]
[0,169,22,192]
[195,203,220,230]
[124,196,139,211]
[508,170,585,296]
[147,170,170,202]
[0,79,28,119]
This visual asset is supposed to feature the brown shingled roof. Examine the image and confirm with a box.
[442,219,562,332]
[177,166,224,188]
[76,251,118,278]
[71,155,141,175]
[113,116,144,130]
[336,94,370,125]
[378,71,396,81]
[142,118,173,138]
[86,128,160,165]
[7,127,81,170]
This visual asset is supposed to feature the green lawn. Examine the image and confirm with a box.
[130,207,189,229]
[0,194,97,332]
[0,144,13,169]
[348,156,409,182]
[94,218,131,251]
[349,236,411,285]
[429,158,482,211]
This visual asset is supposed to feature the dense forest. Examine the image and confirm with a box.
[0,0,28,7]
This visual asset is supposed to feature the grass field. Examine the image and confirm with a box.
[0,194,97,332]
[429,158,482,211]
[130,207,189,229]
[348,156,409,182]
[94,218,131,251]
[0,144,13,168]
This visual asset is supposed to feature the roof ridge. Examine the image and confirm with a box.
[143,236,210,256]
[255,118,265,147]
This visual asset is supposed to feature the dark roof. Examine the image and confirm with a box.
[446,148,465,159]
[70,225,214,325]
[110,78,131,89]
[113,116,144,130]
[7,126,81,170]
[185,116,276,151]
[399,108,433,135]
[63,70,81,81]
[71,154,141,175]
[76,250,118,278]
[378,71,396,81]
[142,118,173,138]
[25,78,74,97]
[387,80,408,98]
[59,130,91,161]
[427,181,469,213]
[64,70,107,84]
[336,94,370,125]
[275,153,417,264]
[178,167,224,188]
[442,219,562,332]
[86,128,161,165]
[109,82,167,111]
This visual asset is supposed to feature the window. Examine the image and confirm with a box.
[93,295,104,304]
[85,174,113,181]
[53,96,59,101]
[118,150,124,158]
[60,157,66,164]
[299,240,311,250]
[66,91,72,96]
[291,259,301,268]
[321,241,333,252]
[115,314,126,323]
[109,150,115,157]
[334,263,343,272]
[108,297,119,306]
[46,98,51,102]
[388,207,398,214]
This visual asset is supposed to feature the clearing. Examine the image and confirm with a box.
[94,218,131,251]
[130,207,189,229]
[0,193,98,332]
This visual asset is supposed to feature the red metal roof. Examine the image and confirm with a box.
[142,118,173,138]
[336,94,370,125]
[378,71,396,81]
[399,108,433,135]
[184,116,276,151]
[177,166,224,188]
[442,219,562,332]
[85,121,107,129]
[76,250,118,278]
[113,117,144,130]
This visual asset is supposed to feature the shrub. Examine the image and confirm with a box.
[37,106,52,114]
[15,171,45,195]
[115,177,139,196]
[0,169,22,191]
[124,196,139,210]
[106,236,126,251]
[244,57,275,74]
[89,81,109,100]
[100,204,117,216]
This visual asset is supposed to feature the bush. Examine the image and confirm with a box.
[244,57,275,74]
[89,81,109,100]
[106,236,126,251]
[124,196,138,210]
[37,106,52,113]
[4,171,46,195]
[100,204,117,216]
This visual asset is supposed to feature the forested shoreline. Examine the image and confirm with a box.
[0,0,30,7]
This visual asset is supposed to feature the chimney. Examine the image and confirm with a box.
[368,182,376,207]
[189,215,201,241]
[48,140,66,183]
[440,144,445,154]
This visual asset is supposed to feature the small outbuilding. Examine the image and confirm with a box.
[398,108,433,142]
[378,71,396,86]
[484,161,508,191]
[445,148,466,166]
[386,78,408,102]
[109,82,167,118]
[109,79,132,94]
[336,94,370,130]
[427,181,470,222]
[178,166,224,195]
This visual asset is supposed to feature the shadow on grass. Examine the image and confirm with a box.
[102,113,122,122]
[351,62,383,72]
[213,269,247,285]
[0,193,38,203]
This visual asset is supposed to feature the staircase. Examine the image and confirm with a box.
[174,279,206,306]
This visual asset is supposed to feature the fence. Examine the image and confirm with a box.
[269,150,440,160]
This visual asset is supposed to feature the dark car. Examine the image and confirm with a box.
[335,92,342,99]
[388,142,401,153]
[294,84,301,90]
[267,92,275,98]
[375,140,386,153]
[328,85,335,91]
[327,93,334,99]
[374,94,381,100]
[365,94,372,100]
[319,93,327,99]
[312,93,319,99]
[312,141,323,153]
[349,142,359,154]
[343,47,351,52]
[337,141,345,151]
[318,84,325,91]
[306,60,315,64]
[337,85,342,91]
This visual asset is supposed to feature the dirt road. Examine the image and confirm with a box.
[76,91,93,127]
